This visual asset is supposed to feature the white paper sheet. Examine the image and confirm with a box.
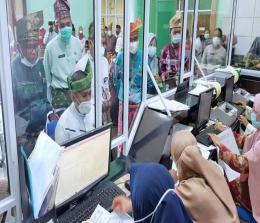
[218,128,240,155]
[28,131,62,218]
[197,143,213,160]
[188,85,209,96]
[218,160,240,182]
[90,205,134,223]
[148,99,189,112]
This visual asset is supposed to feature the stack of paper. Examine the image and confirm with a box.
[148,99,189,112]
[26,131,63,218]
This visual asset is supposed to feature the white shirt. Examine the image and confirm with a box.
[55,102,95,145]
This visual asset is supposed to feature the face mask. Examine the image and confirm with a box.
[21,57,39,68]
[60,26,72,44]
[134,189,175,223]
[78,100,92,115]
[171,34,181,45]
[108,31,112,36]
[212,37,221,47]
[204,33,209,39]
[251,112,260,129]
[148,46,157,58]
[130,41,139,54]
[116,31,120,36]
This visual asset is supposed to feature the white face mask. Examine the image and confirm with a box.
[204,33,209,39]
[108,31,112,36]
[130,41,139,54]
[148,46,157,58]
[21,57,39,68]
[171,34,181,45]
[212,37,221,47]
[78,100,92,115]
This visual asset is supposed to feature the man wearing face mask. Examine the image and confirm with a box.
[160,13,190,84]
[44,21,58,45]
[11,11,51,155]
[55,60,95,145]
[114,18,143,137]
[44,0,82,109]
[105,23,117,58]
[202,28,226,67]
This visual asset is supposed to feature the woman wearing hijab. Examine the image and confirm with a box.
[147,33,160,95]
[171,130,239,223]
[112,163,192,223]
[244,37,260,69]
[209,93,260,222]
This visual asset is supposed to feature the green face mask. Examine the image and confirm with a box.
[60,26,72,44]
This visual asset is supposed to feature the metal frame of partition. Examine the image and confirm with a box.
[0,0,252,220]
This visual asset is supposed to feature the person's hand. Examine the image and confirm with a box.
[255,63,260,69]
[112,196,132,213]
[237,100,247,109]
[238,115,249,128]
[208,133,221,147]
[214,121,226,132]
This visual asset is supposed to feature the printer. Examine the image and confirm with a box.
[232,88,251,104]
[210,102,238,127]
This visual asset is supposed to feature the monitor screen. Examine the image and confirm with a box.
[224,76,234,102]
[129,108,173,163]
[55,126,111,206]
[196,89,213,130]
[175,79,189,99]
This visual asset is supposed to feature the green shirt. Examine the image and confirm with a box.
[43,35,82,102]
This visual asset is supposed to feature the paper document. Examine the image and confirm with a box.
[90,205,134,223]
[28,131,63,218]
[218,128,240,155]
[218,160,240,182]
[188,85,209,96]
[197,143,214,160]
[148,99,189,112]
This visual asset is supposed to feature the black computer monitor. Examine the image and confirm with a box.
[195,89,213,132]
[56,124,112,208]
[175,79,189,100]
[224,76,234,102]
[129,108,173,163]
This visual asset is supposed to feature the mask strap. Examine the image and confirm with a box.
[134,189,176,223]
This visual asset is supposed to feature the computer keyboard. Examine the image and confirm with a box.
[57,181,126,223]
[196,125,220,147]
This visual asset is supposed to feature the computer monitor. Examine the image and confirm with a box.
[175,79,189,100]
[224,76,234,103]
[55,124,111,207]
[129,108,173,163]
[195,89,213,132]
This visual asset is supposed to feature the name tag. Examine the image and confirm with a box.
[58,54,65,58]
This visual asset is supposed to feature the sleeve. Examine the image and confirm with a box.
[55,120,69,145]
[244,123,257,136]
[201,46,208,64]
[43,47,52,103]
[43,32,48,45]
[219,144,249,173]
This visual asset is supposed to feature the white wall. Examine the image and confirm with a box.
[234,0,260,56]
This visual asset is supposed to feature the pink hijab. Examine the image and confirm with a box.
[244,93,260,221]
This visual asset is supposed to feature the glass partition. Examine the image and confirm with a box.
[8,0,96,150]
[231,0,260,71]
[194,0,234,77]
[148,0,186,94]
[102,0,125,139]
